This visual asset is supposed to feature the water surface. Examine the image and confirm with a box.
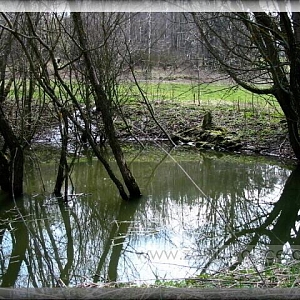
[0,147,296,287]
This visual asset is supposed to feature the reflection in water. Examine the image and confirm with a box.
[0,147,295,287]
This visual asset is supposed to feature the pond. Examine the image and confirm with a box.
[0,145,297,288]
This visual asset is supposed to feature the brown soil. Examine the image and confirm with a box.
[116,100,295,162]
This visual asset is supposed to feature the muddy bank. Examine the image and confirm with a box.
[32,99,295,163]
[117,101,295,162]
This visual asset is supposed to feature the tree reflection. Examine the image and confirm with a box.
[0,194,29,287]
[200,165,300,274]
[93,199,140,283]
[268,166,300,245]
[0,148,296,287]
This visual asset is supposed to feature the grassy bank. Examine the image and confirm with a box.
[145,261,300,289]
[74,261,300,289]
[119,81,288,158]
[119,94,293,160]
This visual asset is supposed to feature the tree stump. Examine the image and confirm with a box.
[202,111,213,130]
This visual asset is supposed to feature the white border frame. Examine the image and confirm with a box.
[0,1,299,12]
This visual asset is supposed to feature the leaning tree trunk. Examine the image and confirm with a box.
[100,101,142,198]
[72,12,141,199]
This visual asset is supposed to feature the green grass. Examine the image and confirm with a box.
[152,262,300,289]
[120,82,250,102]
[118,82,278,109]
[6,78,279,113]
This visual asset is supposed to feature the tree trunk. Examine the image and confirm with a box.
[100,106,142,198]
[0,150,24,197]
[54,110,69,198]
[0,147,24,197]
[72,12,141,199]
[10,147,24,197]
[286,118,300,161]
[274,90,300,161]
[0,107,24,197]
[0,150,10,192]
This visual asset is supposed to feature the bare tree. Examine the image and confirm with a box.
[0,12,142,200]
[189,11,300,161]
[0,13,42,197]
[72,12,141,199]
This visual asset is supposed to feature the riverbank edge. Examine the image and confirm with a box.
[116,100,297,165]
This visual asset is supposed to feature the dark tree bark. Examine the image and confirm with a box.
[0,106,24,197]
[72,12,141,199]
[0,149,10,192]
[0,25,24,197]
[54,110,69,198]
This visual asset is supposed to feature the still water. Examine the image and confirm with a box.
[0,146,297,287]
